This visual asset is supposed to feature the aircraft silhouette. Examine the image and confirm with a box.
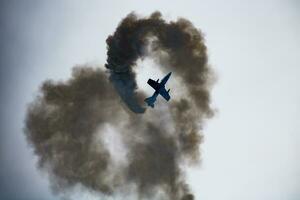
[144,72,172,108]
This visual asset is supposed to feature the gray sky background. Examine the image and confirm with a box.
[0,0,299,200]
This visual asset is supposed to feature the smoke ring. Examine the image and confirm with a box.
[24,12,214,200]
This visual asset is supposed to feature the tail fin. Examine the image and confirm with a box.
[144,96,156,108]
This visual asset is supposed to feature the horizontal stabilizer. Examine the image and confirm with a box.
[144,96,156,108]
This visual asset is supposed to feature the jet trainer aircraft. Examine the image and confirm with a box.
[144,72,172,108]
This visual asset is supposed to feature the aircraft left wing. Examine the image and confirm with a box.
[147,79,159,90]
[159,88,170,101]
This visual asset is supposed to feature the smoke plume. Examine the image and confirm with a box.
[25,12,214,200]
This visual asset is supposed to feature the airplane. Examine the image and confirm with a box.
[144,72,172,108]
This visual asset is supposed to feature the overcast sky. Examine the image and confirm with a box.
[0,0,299,200]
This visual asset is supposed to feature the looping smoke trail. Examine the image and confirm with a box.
[25,12,214,200]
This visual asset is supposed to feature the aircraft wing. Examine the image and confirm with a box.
[159,88,170,101]
[147,79,159,90]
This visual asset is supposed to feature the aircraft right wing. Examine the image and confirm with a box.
[147,79,159,90]
[159,88,170,101]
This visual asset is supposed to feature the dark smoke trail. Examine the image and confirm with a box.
[25,12,214,200]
